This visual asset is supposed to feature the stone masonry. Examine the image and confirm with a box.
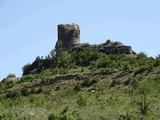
[56,24,80,50]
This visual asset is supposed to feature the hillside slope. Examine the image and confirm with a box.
[0,50,160,120]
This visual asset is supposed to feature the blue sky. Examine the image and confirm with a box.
[0,0,160,80]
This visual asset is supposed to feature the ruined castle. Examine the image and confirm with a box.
[55,24,135,54]
[56,24,80,50]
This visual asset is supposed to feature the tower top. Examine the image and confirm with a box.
[55,24,80,50]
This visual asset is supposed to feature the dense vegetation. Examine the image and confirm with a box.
[0,49,160,120]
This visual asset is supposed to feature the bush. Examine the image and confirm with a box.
[61,106,69,114]
[137,52,148,59]
[137,96,149,116]
[21,88,29,96]
[81,76,99,87]
[119,113,133,120]
[36,87,44,94]
[58,67,68,75]
[76,94,87,106]
[123,64,131,71]
[134,67,148,76]
[71,49,100,66]
[55,51,71,69]
[6,74,16,79]
[0,113,13,120]
[30,87,36,94]
[131,78,138,89]
[21,74,36,82]
[153,59,160,67]
[124,77,138,89]
[48,107,79,120]
[110,79,118,87]
[44,88,51,94]
[93,55,110,68]
[74,83,81,92]
[0,114,6,120]
[48,113,58,120]
[153,75,160,84]
[124,77,132,85]
[91,76,100,84]
[81,79,93,87]
[5,90,20,98]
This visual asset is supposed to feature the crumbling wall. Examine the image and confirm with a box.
[56,24,80,50]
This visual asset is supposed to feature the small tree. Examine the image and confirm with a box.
[55,51,71,69]
[6,74,16,78]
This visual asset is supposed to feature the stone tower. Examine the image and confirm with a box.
[55,24,80,50]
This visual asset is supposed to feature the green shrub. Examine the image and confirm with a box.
[48,113,58,120]
[29,96,35,103]
[0,114,6,120]
[123,64,131,71]
[0,113,13,120]
[119,113,133,120]
[76,94,87,106]
[91,76,100,84]
[55,51,71,68]
[124,77,138,89]
[134,66,148,76]
[81,79,91,87]
[92,55,110,68]
[52,69,59,75]
[44,88,51,94]
[81,67,84,72]
[58,67,68,75]
[71,49,100,66]
[6,74,16,79]
[153,59,160,67]
[21,74,36,82]
[61,106,69,114]
[137,96,149,116]
[5,90,20,98]
[74,83,81,92]
[21,88,29,96]
[36,87,43,94]
[137,52,148,59]
[110,79,118,87]
[81,77,99,87]
[153,75,160,84]
[131,78,138,89]
[48,107,79,120]
[1,80,14,89]
[71,110,83,120]
[30,87,36,94]
[124,77,132,85]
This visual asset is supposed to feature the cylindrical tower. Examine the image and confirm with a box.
[56,24,80,50]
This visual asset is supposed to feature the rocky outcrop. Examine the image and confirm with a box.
[71,40,136,55]
[99,40,132,54]
[99,46,132,54]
